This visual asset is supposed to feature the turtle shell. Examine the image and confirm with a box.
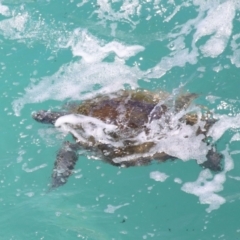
[33,89,222,189]
[66,89,196,130]
[57,89,200,165]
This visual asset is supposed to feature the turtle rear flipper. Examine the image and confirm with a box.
[51,141,80,189]
[200,148,223,171]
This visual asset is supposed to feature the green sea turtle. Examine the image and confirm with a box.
[32,89,222,189]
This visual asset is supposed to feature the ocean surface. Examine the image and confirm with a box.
[1,0,240,239]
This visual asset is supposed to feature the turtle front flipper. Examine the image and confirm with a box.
[51,141,80,189]
[32,110,67,124]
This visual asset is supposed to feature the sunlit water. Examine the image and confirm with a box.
[1,0,240,239]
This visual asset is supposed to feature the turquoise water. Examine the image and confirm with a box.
[1,0,240,239]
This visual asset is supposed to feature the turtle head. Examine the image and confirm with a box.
[32,110,65,125]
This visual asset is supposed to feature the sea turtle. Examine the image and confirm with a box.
[32,89,222,189]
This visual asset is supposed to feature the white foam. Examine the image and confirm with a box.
[94,0,141,27]
[55,114,117,131]
[10,24,145,116]
[154,130,208,164]
[76,0,88,8]
[65,28,144,62]
[92,0,190,31]
[8,1,240,115]
[181,147,234,213]
[195,1,235,58]
[150,171,169,182]
[55,114,119,146]
[207,114,240,142]
[230,33,240,68]
[174,178,182,184]
[137,108,210,164]
[206,95,220,104]
[25,192,34,197]
[228,175,240,181]
[12,59,142,116]
[230,150,240,155]
[147,48,198,79]
[230,133,240,142]
[163,4,181,23]
[0,2,10,16]
[22,163,47,173]
[147,0,239,78]
[104,203,129,214]
[212,65,223,73]
[0,13,28,39]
